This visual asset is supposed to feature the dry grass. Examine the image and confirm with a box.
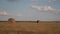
[0,21,60,34]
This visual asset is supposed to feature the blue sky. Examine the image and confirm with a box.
[0,0,60,21]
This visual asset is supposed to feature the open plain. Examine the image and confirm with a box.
[0,21,60,34]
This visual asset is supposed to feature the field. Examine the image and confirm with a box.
[0,21,60,34]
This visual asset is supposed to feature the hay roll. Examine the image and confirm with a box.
[8,18,16,23]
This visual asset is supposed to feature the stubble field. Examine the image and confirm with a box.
[0,21,60,34]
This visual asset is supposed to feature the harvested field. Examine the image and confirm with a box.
[0,21,60,34]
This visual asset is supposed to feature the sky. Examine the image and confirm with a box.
[0,0,60,21]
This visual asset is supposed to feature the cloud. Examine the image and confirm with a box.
[6,0,18,2]
[31,0,39,2]
[31,0,56,2]
[31,5,56,11]
[0,11,7,15]
[16,13,22,16]
[47,0,56,2]
[6,13,22,17]
[0,11,22,17]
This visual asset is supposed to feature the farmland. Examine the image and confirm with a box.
[0,21,60,34]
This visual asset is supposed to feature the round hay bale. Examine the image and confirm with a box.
[8,18,16,23]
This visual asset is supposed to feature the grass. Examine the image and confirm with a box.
[0,21,60,34]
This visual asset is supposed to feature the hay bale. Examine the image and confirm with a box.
[8,18,16,23]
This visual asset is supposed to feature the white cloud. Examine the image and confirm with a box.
[6,13,22,17]
[31,0,39,2]
[48,0,56,2]
[43,6,56,11]
[0,11,22,17]
[16,13,22,16]
[31,0,56,2]
[32,5,56,11]
[0,11,7,15]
